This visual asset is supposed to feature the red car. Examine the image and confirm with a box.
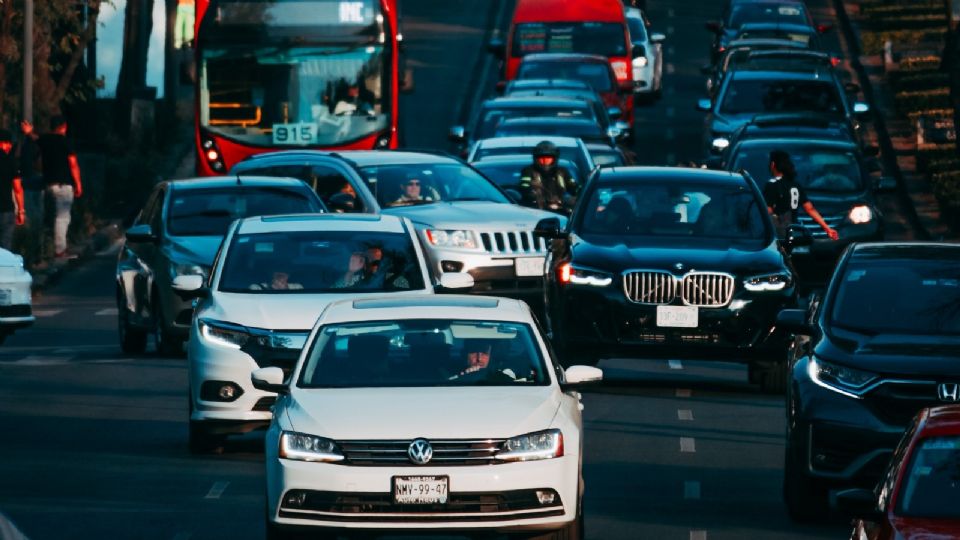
[836,405,960,539]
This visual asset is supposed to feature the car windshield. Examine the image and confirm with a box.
[627,16,647,43]
[831,257,960,335]
[731,144,863,192]
[720,79,842,115]
[473,145,591,178]
[494,120,607,143]
[517,61,614,93]
[729,3,809,29]
[589,147,625,167]
[896,436,960,518]
[297,319,550,388]
[474,159,581,189]
[579,180,768,244]
[475,103,594,140]
[166,187,321,236]
[358,163,509,208]
[218,230,425,293]
[735,29,812,45]
[512,22,627,58]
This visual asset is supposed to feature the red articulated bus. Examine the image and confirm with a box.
[194,0,403,175]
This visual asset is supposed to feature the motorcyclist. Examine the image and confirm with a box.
[518,141,578,215]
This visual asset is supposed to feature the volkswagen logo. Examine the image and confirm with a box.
[408,438,433,465]
[938,383,960,402]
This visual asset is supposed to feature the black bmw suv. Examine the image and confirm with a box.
[535,167,803,392]
[778,243,960,522]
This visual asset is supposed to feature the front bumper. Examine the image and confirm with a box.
[425,245,546,301]
[0,271,34,332]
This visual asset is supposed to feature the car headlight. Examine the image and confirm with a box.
[711,137,730,152]
[558,263,613,287]
[170,261,209,279]
[424,229,479,250]
[496,429,563,462]
[279,431,344,462]
[633,56,648,68]
[807,357,878,399]
[198,318,250,349]
[847,205,873,224]
[743,272,793,292]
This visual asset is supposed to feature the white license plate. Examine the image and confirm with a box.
[656,305,698,328]
[393,476,449,505]
[271,122,318,145]
[515,257,545,277]
[0,289,11,306]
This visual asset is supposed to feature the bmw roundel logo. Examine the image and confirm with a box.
[408,438,433,465]
[674,262,685,272]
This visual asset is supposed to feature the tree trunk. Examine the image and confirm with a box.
[0,0,15,122]
[163,0,179,104]
[116,0,156,131]
[53,0,103,105]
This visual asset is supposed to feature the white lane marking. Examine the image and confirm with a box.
[690,531,708,540]
[678,409,694,421]
[12,355,73,366]
[95,308,119,316]
[205,481,229,499]
[665,128,675,140]
[666,153,677,166]
[32,309,63,317]
[665,106,675,118]
[667,25,675,35]
[666,63,676,75]
[680,437,696,453]
[684,481,701,500]
[676,388,692,398]
[668,8,675,17]
[668,360,683,370]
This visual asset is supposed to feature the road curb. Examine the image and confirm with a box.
[30,221,123,295]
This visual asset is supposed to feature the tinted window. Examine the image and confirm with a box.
[720,79,842,115]
[298,320,549,388]
[831,257,960,335]
[728,3,808,29]
[219,230,425,293]
[517,61,614,93]
[494,120,607,143]
[512,22,627,58]
[475,103,593,140]
[167,186,321,236]
[731,144,862,192]
[627,17,647,43]
[896,436,960,518]
[579,180,767,243]
[358,163,509,208]
[236,164,364,212]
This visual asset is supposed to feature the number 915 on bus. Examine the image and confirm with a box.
[272,122,318,145]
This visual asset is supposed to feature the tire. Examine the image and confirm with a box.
[783,441,829,523]
[755,360,787,394]
[118,301,148,355]
[152,295,184,357]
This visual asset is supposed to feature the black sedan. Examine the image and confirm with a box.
[535,167,803,392]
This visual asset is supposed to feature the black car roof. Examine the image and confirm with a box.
[850,243,960,262]
[597,167,748,186]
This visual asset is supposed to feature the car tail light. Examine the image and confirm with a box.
[611,61,629,81]
[558,262,571,284]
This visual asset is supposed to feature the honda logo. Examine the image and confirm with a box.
[407,438,433,465]
[938,383,960,402]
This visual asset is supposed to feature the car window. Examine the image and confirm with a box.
[218,230,425,293]
[517,62,614,93]
[357,163,509,208]
[578,180,768,244]
[494,120,607,143]
[476,104,593,140]
[729,3,808,29]
[166,186,322,236]
[720,79,842,115]
[512,22,627,58]
[235,164,364,212]
[137,188,162,228]
[731,144,862,192]
[895,436,960,518]
[297,319,550,388]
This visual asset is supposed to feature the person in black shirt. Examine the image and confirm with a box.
[21,116,83,258]
[763,150,838,240]
[0,130,24,251]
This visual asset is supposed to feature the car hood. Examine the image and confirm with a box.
[284,386,561,439]
[709,112,755,134]
[891,517,960,540]
[571,234,786,276]
[385,201,561,230]
[818,332,960,377]
[0,247,22,267]
[205,289,430,331]
[164,235,223,266]
[805,190,873,216]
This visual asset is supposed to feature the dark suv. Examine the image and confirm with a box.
[535,167,803,392]
[778,243,960,522]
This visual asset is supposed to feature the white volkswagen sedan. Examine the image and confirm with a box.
[178,213,472,453]
[253,295,601,539]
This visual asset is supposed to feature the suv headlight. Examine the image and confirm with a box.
[808,357,878,399]
[496,429,563,462]
[558,263,613,287]
[198,318,250,349]
[279,431,344,462]
[847,205,873,224]
[424,229,479,250]
[743,272,793,292]
[170,261,209,280]
[711,137,730,152]
[633,56,648,68]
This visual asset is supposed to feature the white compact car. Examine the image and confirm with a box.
[253,295,602,539]
[179,213,472,453]
[0,249,33,343]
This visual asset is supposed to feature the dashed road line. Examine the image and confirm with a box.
[205,481,229,499]
[680,437,696,453]
[95,308,119,316]
[668,360,683,370]
[666,63,676,75]
[690,531,708,540]
[678,409,694,421]
[32,309,63,318]
[676,388,692,398]
[684,481,701,500]
[12,355,74,366]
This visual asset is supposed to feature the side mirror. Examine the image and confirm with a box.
[400,67,415,93]
[327,192,357,213]
[448,125,466,143]
[561,365,603,391]
[487,37,506,59]
[875,176,897,192]
[696,98,713,112]
[437,272,475,291]
[614,120,631,134]
[853,102,870,116]
[632,44,647,59]
[776,309,813,336]
[607,127,626,142]
[172,274,209,300]
[618,80,635,93]
[650,33,666,44]
[833,489,882,521]
[125,223,157,243]
[251,367,288,394]
[705,21,721,34]
[816,22,834,34]
[533,217,565,239]
[607,106,623,120]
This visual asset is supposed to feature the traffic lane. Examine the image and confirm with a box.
[583,358,847,540]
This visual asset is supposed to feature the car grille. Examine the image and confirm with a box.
[478,231,546,255]
[865,380,942,427]
[797,215,844,238]
[623,271,734,307]
[337,439,507,466]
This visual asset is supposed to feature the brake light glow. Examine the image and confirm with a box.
[611,61,629,81]
[558,263,571,284]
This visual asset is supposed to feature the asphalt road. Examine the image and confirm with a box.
[0,0,916,539]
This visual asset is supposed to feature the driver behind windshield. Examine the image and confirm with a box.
[391,172,435,207]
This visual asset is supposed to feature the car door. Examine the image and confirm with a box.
[124,187,164,325]
[142,186,169,323]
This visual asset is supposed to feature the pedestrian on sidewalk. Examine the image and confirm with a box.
[15,126,45,264]
[0,130,25,251]
[20,116,83,259]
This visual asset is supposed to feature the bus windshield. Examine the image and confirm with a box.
[198,0,390,147]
